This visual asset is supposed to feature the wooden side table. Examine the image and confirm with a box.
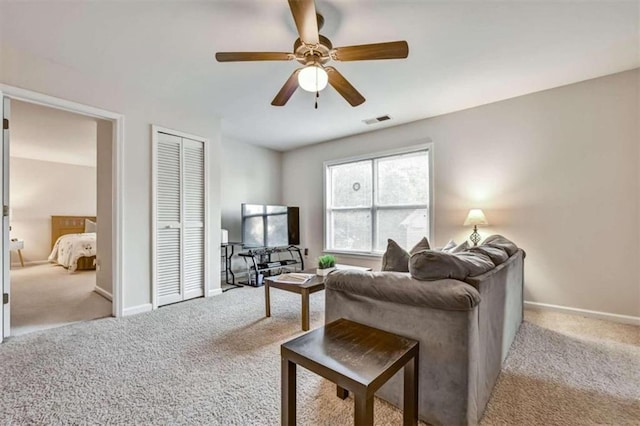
[281,318,419,425]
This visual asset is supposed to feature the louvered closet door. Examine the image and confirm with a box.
[182,138,205,301]
[156,133,183,306]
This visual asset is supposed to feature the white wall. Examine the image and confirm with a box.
[1,44,222,311]
[10,157,96,262]
[283,69,640,318]
[221,137,283,275]
[221,137,283,242]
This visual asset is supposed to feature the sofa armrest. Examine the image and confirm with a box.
[325,270,480,311]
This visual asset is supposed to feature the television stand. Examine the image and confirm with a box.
[238,246,304,287]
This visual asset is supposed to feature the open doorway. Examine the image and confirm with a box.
[8,100,112,336]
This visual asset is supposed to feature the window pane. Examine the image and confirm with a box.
[376,151,429,206]
[330,160,372,208]
[331,210,371,252]
[375,208,428,252]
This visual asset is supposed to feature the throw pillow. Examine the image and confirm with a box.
[409,250,494,281]
[381,239,410,272]
[451,241,470,253]
[482,235,518,256]
[441,240,456,252]
[409,236,431,254]
[468,246,509,265]
[84,219,97,233]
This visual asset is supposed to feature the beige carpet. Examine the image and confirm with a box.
[0,286,637,425]
[10,263,112,336]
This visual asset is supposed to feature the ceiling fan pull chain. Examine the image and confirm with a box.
[315,90,319,109]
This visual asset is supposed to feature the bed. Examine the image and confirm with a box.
[48,215,97,272]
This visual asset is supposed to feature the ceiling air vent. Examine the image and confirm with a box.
[363,115,391,125]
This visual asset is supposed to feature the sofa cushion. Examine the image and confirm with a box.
[482,235,518,256]
[382,237,431,272]
[325,270,480,310]
[409,250,495,281]
[468,245,509,265]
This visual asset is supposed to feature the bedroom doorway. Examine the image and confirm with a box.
[7,100,111,336]
[0,88,123,341]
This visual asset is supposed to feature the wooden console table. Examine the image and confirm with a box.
[281,318,419,425]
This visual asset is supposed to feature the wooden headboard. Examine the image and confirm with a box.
[51,216,96,249]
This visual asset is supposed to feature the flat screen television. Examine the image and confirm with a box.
[241,204,298,248]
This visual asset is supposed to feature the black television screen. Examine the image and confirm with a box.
[241,204,289,248]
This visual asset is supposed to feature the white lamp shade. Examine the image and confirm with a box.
[298,66,328,92]
[463,209,489,226]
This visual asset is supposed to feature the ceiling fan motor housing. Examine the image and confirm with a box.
[294,34,333,65]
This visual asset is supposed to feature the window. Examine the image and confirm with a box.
[324,146,431,255]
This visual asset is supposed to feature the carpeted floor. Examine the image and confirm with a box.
[0,286,638,425]
[10,263,112,336]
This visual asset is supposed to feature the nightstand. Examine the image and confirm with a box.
[10,239,24,267]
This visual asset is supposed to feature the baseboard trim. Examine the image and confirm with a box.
[94,286,113,301]
[123,303,153,317]
[208,288,223,297]
[524,301,640,326]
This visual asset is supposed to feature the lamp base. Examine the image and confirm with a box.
[470,225,481,246]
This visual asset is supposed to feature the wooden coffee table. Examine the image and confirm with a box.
[264,265,372,331]
[281,318,419,425]
[264,271,325,331]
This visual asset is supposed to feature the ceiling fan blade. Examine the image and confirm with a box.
[272,69,302,106]
[288,0,319,45]
[332,41,409,61]
[325,67,365,107]
[215,52,293,62]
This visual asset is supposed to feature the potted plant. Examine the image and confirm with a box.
[316,254,336,276]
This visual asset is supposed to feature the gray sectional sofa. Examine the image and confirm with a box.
[325,237,524,425]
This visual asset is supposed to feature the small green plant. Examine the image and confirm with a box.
[317,254,336,269]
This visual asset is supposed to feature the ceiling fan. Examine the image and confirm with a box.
[215,0,409,107]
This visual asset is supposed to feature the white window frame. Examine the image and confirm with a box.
[323,142,434,257]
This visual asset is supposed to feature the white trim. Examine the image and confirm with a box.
[122,303,153,317]
[322,141,434,256]
[151,125,210,310]
[524,301,640,326]
[94,286,113,302]
[208,288,223,297]
[0,84,125,322]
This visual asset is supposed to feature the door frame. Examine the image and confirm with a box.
[151,125,210,310]
[0,84,125,330]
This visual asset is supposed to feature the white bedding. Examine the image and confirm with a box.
[48,232,96,272]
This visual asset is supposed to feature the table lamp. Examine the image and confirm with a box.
[463,209,488,246]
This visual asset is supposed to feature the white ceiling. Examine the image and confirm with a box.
[10,100,97,167]
[1,1,638,151]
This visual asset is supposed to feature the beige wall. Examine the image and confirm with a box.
[283,69,640,318]
[10,157,96,262]
[1,44,222,311]
[96,119,113,296]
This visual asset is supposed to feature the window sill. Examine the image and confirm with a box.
[323,250,383,259]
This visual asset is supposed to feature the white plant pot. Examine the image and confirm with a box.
[316,266,336,276]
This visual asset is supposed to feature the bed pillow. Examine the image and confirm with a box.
[84,219,97,233]
[381,237,432,272]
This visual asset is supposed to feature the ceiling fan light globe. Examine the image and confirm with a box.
[298,66,328,92]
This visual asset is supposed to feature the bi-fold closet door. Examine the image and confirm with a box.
[154,130,206,307]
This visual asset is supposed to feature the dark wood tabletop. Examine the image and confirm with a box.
[281,318,418,391]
